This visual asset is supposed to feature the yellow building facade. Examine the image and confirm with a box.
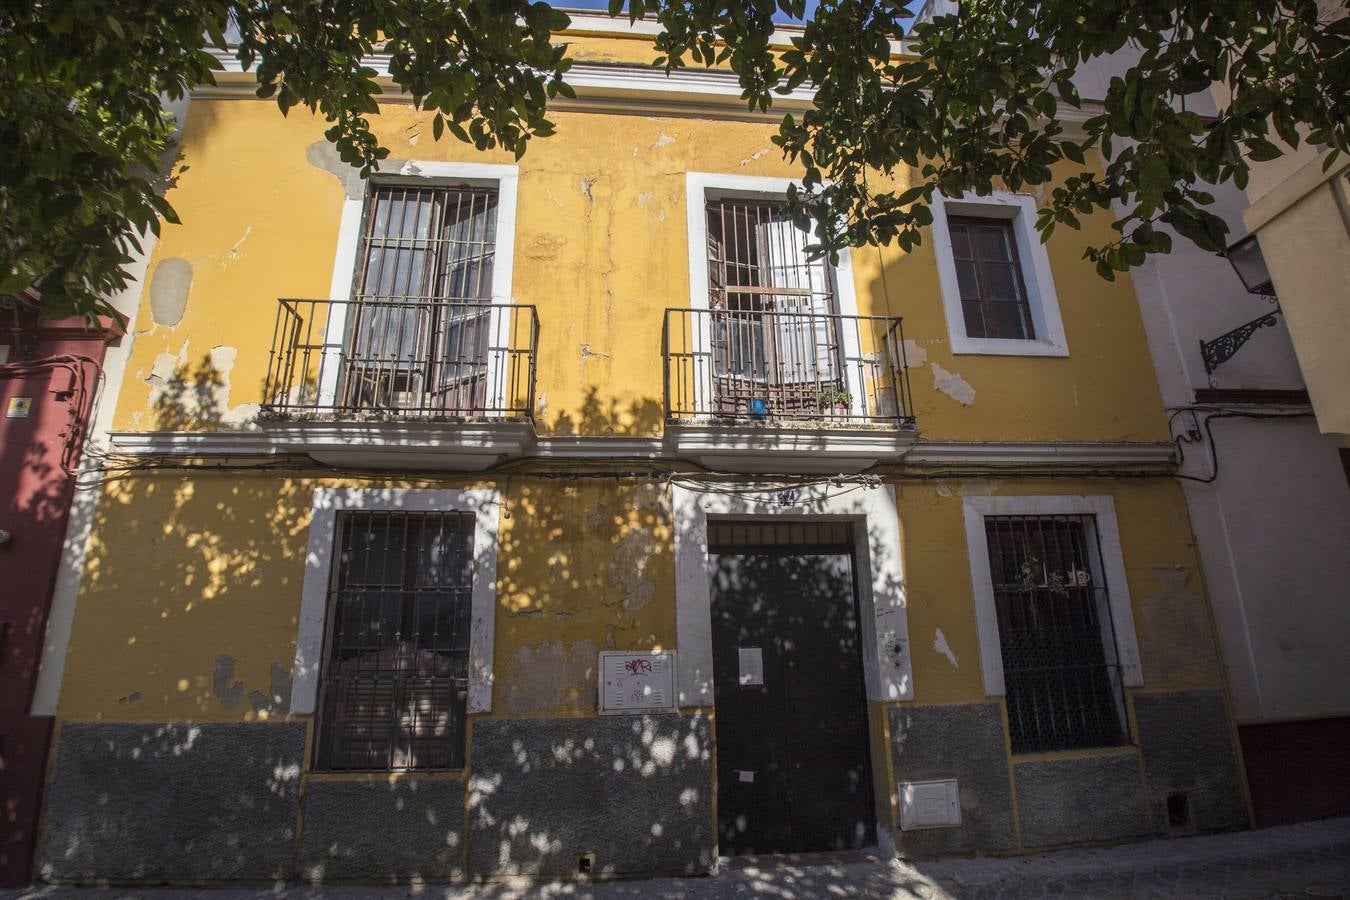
[33,21,1249,882]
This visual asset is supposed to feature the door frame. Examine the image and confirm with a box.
[671,482,912,852]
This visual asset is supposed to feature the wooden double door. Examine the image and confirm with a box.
[709,522,875,856]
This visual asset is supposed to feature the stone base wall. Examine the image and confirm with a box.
[887,702,1018,856]
[38,693,1243,881]
[1013,753,1151,847]
[40,715,713,883]
[1133,689,1248,834]
[299,778,466,882]
[40,722,306,882]
[886,690,1247,856]
[467,714,715,878]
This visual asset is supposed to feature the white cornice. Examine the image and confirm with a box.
[552,9,913,56]
[198,47,1103,133]
[199,51,816,115]
[533,435,667,459]
[905,440,1176,467]
[106,429,1175,471]
[106,430,282,457]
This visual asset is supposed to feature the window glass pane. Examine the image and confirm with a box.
[977,223,1014,262]
[962,300,987,339]
[987,301,1031,340]
[985,261,1021,302]
[948,222,973,259]
[956,260,982,301]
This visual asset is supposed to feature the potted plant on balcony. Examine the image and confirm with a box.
[818,388,853,421]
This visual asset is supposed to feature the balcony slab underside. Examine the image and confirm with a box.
[259,418,536,472]
[663,421,919,473]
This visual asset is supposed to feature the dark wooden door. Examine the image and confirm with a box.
[710,528,874,856]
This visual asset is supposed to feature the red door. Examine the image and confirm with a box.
[0,308,119,886]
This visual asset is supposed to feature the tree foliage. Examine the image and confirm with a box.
[633,0,1348,277]
[3,1,1347,319]
[1,1,571,318]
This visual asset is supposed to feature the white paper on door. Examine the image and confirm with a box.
[738,646,764,686]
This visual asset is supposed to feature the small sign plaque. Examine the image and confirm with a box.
[5,397,33,419]
[599,650,677,714]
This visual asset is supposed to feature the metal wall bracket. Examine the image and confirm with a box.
[1199,303,1282,376]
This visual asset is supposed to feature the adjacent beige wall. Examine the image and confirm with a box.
[1243,154,1350,446]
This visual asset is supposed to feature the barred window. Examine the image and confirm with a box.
[341,184,498,413]
[314,511,474,771]
[704,198,843,417]
[984,515,1128,754]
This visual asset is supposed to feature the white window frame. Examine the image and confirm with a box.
[684,172,868,418]
[931,191,1070,357]
[961,494,1143,699]
[672,482,913,707]
[290,487,501,716]
[316,162,520,412]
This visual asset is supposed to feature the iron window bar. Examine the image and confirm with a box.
[314,511,475,772]
[260,298,538,420]
[261,182,538,421]
[983,514,1130,754]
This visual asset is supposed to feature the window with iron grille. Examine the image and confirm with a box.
[983,515,1128,754]
[341,184,498,413]
[314,511,474,771]
[704,198,843,417]
[947,216,1035,341]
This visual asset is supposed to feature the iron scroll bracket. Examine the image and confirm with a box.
[1199,302,1282,377]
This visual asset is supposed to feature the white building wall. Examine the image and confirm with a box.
[1110,126,1350,725]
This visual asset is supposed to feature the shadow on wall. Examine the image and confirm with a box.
[44,358,940,885]
[44,389,728,883]
[146,352,260,431]
[549,386,665,437]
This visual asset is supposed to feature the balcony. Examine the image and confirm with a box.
[662,308,918,472]
[258,298,538,470]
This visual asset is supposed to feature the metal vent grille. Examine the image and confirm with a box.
[708,520,853,551]
[315,511,474,771]
[984,515,1127,754]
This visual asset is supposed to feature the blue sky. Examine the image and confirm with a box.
[558,1,926,29]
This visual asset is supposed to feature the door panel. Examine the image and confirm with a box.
[711,541,874,856]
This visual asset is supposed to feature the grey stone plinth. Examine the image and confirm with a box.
[40,721,305,882]
[299,778,466,881]
[1014,752,1151,847]
[888,702,1017,856]
[1133,689,1248,833]
[466,715,714,878]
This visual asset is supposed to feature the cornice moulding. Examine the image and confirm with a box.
[106,429,1175,472]
[904,440,1176,467]
[196,50,1102,131]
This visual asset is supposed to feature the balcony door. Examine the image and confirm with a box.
[705,199,844,419]
[341,184,498,415]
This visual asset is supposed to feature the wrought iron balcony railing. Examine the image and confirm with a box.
[260,298,538,420]
[663,308,914,427]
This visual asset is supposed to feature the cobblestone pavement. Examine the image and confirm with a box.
[7,817,1348,900]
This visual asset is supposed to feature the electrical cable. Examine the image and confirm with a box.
[1166,406,1314,484]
